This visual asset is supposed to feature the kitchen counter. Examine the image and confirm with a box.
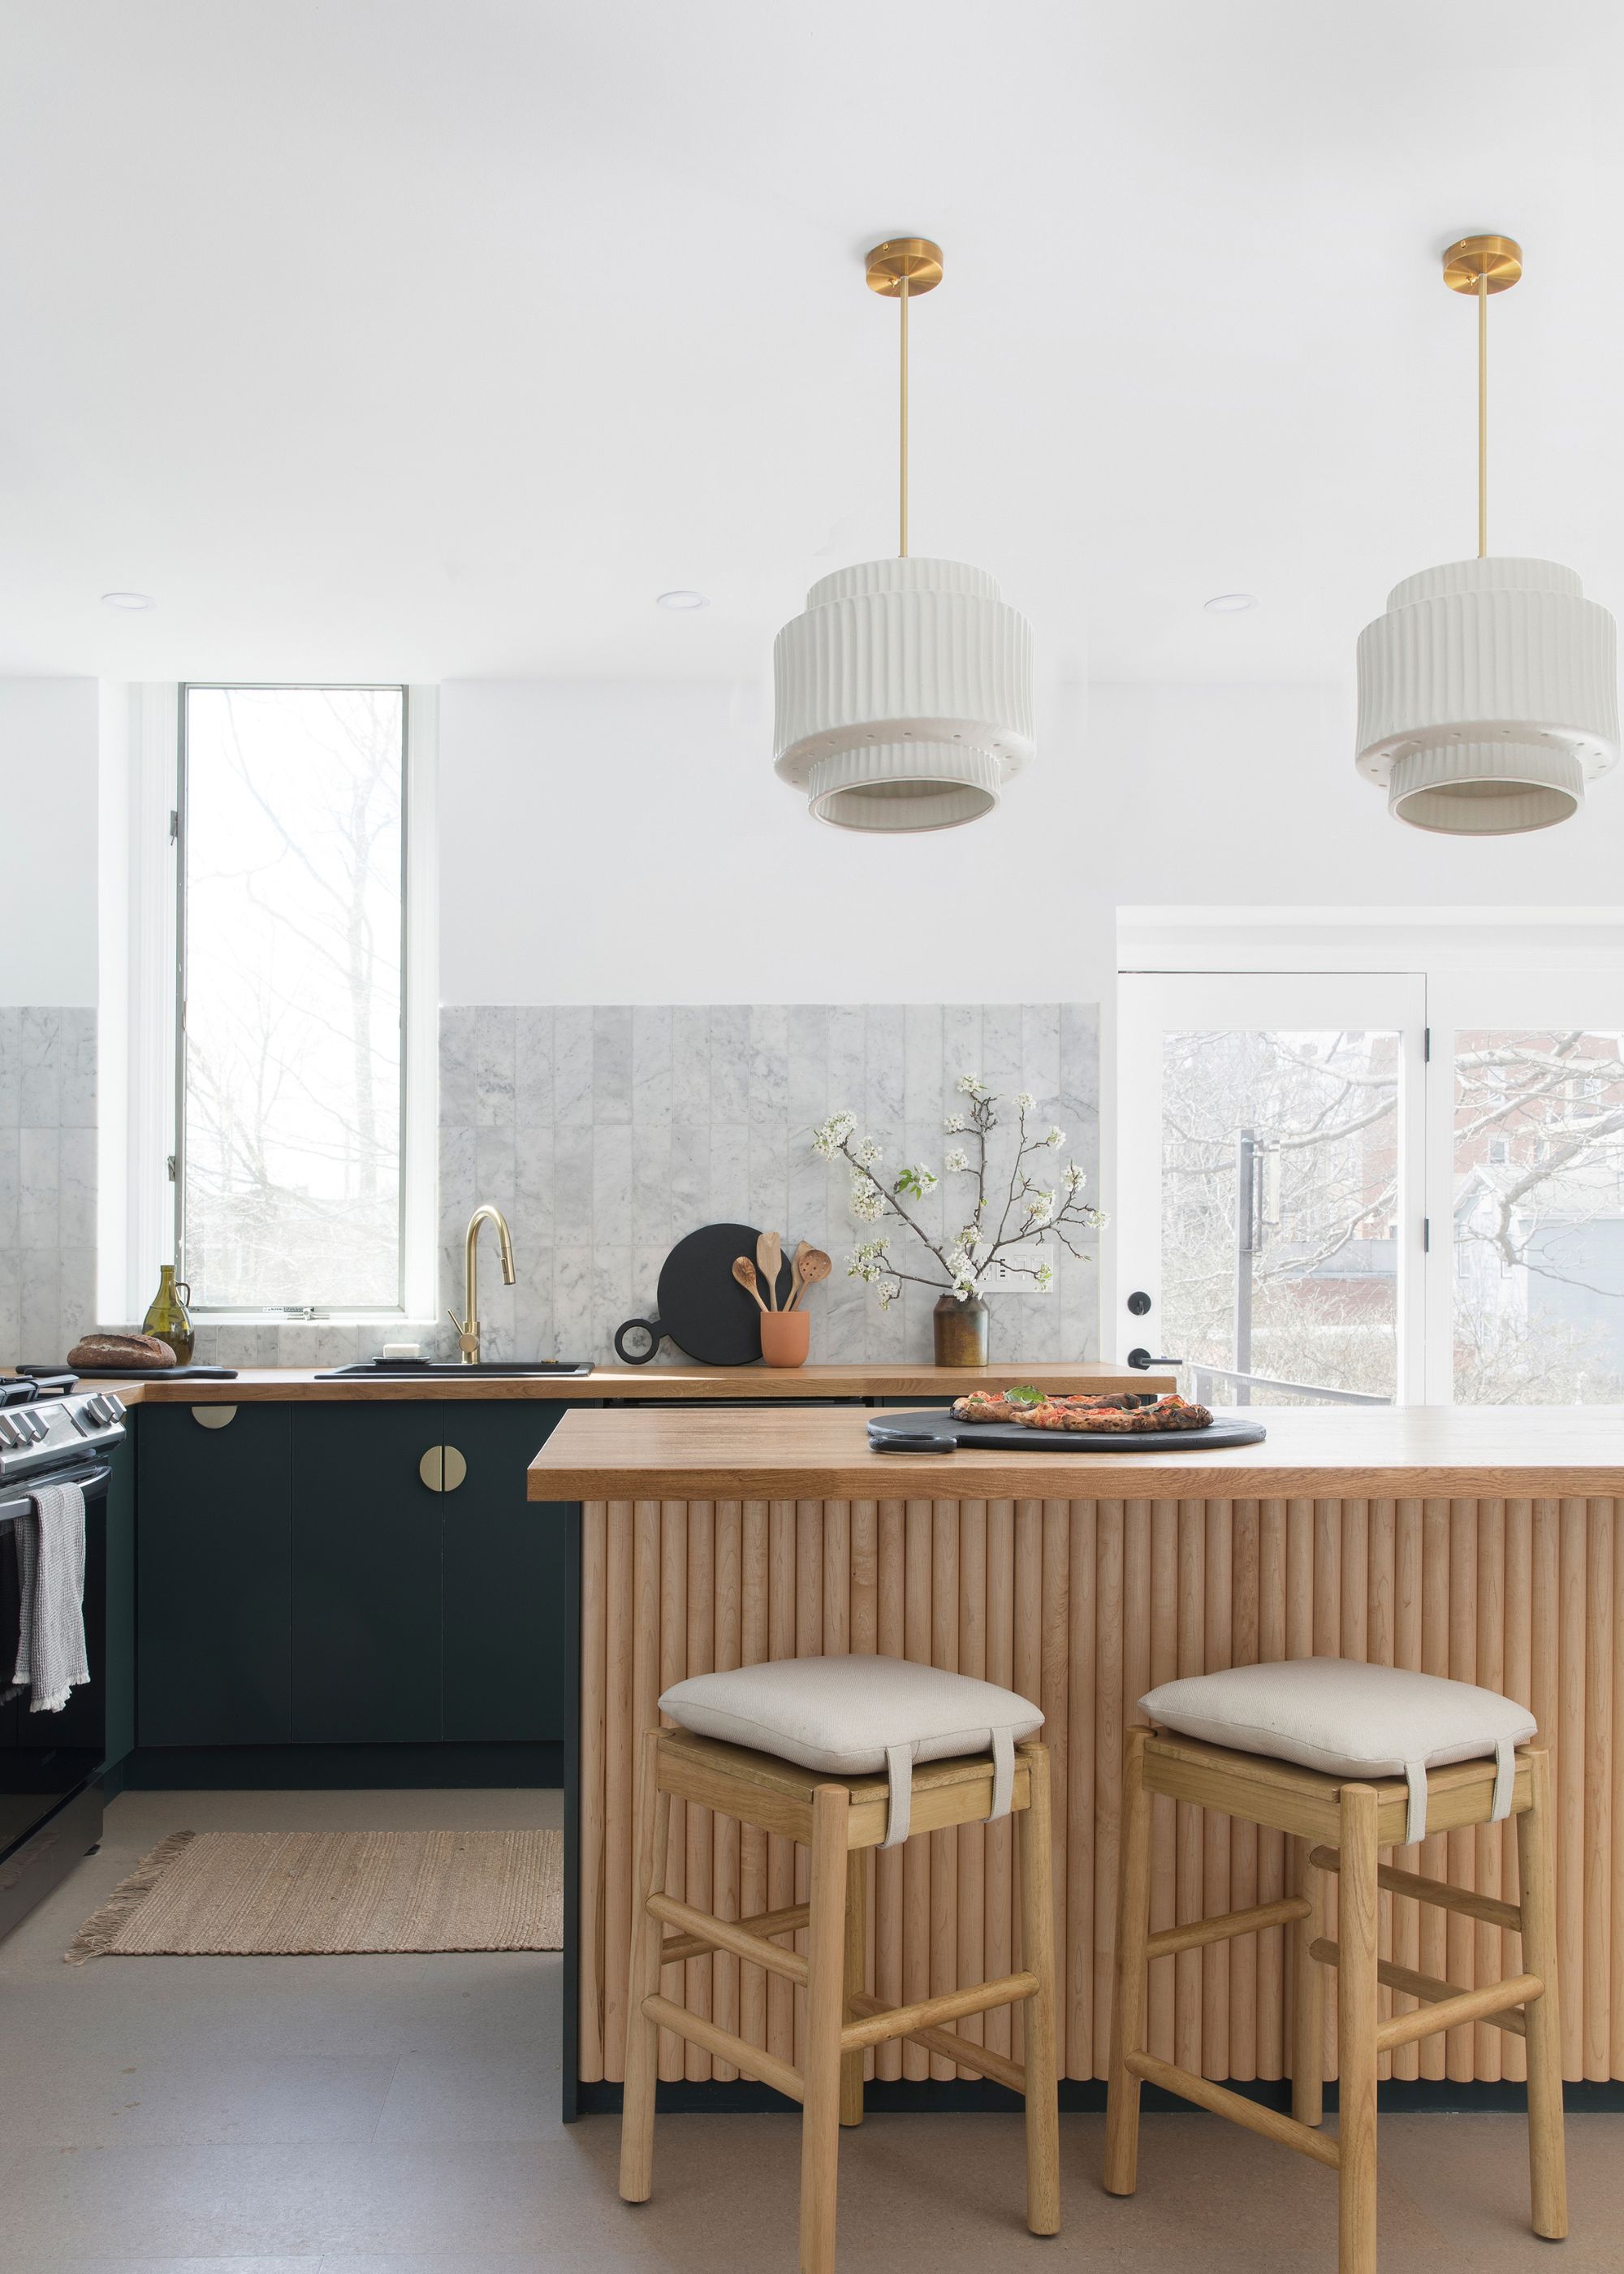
[65,1360,1173,1406]
[555,1398,1624,2113]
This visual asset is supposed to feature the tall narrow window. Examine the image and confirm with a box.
[177,686,408,1313]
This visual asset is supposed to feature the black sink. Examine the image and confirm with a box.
[314,1359,595,1379]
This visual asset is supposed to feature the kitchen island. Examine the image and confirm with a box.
[529,1403,1624,2112]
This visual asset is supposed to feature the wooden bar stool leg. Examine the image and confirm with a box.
[1291,1833,1325,2129]
[619,1729,671,2204]
[1104,1726,1152,2197]
[1337,1784,1380,2274]
[840,1848,866,2128]
[799,1784,852,2274]
[1016,1742,1061,2235]
[1516,1747,1568,2240]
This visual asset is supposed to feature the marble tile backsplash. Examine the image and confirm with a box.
[2,1007,97,1362]
[437,1003,1100,1367]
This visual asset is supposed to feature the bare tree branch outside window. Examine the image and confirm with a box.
[1453,1030,1624,1403]
[179,687,405,1312]
[1159,1029,1399,1405]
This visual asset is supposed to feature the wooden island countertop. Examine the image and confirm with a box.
[68,1360,1171,1407]
[528,1399,1624,1502]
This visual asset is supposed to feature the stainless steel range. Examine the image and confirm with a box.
[0,1375,127,1938]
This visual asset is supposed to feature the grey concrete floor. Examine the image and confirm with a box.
[1,1786,1620,2272]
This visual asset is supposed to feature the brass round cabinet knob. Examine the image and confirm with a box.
[419,1444,467,1493]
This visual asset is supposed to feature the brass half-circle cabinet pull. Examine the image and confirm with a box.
[192,1405,238,1430]
[419,1444,467,1493]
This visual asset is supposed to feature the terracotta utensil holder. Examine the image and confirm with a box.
[759,1308,810,1368]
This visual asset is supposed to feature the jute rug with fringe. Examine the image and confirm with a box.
[66,1828,564,1962]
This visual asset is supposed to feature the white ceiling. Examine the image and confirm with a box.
[4,0,1624,690]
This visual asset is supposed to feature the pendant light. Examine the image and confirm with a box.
[773,238,1034,832]
[1355,235,1618,834]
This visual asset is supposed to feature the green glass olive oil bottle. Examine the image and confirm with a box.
[143,1265,195,1364]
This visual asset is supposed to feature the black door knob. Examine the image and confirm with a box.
[1126,1290,1152,1316]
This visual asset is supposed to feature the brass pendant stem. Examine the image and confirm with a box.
[1441,235,1519,559]
[1478,272,1488,558]
[899,274,909,557]
[865,239,940,559]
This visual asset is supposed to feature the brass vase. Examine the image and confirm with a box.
[933,1292,989,1367]
[143,1265,195,1364]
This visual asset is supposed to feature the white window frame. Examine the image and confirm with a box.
[106,682,439,1328]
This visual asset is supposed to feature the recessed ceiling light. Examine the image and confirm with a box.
[1203,591,1257,614]
[656,590,709,612]
[101,590,154,611]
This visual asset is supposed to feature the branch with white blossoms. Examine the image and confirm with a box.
[811,1081,1105,1305]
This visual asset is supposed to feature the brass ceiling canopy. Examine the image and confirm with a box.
[1441,233,1522,294]
[864,237,944,297]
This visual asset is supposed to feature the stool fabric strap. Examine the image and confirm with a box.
[1491,1734,1517,1825]
[989,1724,1017,1823]
[883,1744,914,1849]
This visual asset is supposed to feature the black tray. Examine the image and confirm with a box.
[867,1409,1268,1455]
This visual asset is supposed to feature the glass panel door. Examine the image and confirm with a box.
[1116,975,1427,1403]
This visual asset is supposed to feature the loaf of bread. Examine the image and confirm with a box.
[67,1331,176,1370]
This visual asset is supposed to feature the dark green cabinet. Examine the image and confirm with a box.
[136,1404,293,1744]
[290,1403,444,1742]
[102,1429,137,1769]
[443,1401,568,1741]
[134,1397,569,1752]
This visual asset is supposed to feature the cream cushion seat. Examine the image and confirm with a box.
[1141,1656,1536,1847]
[660,1654,1043,1848]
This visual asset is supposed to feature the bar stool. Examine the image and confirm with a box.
[618,1654,1060,2272]
[1104,1657,1566,2274]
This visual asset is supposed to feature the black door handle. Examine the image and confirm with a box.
[1126,1348,1183,1371]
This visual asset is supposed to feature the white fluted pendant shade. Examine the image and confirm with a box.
[774,557,1033,832]
[1356,557,1618,835]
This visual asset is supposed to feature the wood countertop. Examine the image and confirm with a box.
[46,1360,1171,1407]
[526,1400,1624,1501]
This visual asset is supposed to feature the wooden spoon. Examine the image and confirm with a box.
[785,1239,813,1312]
[790,1247,831,1309]
[732,1256,768,1312]
[756,1229,783,1312]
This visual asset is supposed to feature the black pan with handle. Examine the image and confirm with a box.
[613,1222,794,1367]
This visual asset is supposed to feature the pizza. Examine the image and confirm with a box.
[1013,1394,1214,1433]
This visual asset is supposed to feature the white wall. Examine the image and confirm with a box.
[0,677,99,1004]
[438,678,1115,1006]
[439,672,1624,1016]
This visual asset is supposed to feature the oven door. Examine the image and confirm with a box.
[0,1460,110,1861]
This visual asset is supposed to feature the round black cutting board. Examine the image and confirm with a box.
[614,1223,794,1367]
[867,1409,1269,1455]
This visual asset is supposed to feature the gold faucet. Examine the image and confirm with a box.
[448,1204,516,1365]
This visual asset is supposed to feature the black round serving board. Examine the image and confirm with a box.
[613,1223,793,1367]
[867,1409,1269,1455]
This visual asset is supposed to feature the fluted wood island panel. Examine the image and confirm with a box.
[556,1415,1624,2091]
